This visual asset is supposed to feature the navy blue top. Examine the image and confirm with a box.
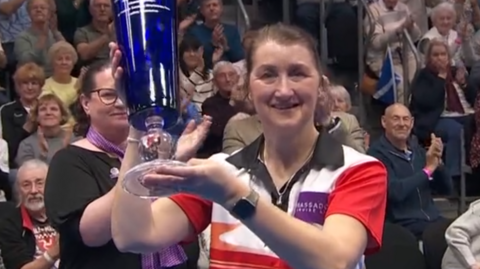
[367,135,452,231]
[186,23,244,68]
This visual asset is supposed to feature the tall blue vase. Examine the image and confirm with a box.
[113,0,180,131]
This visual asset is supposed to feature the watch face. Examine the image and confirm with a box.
[231,192,258,220]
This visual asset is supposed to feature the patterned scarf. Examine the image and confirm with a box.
[86,127,187,269]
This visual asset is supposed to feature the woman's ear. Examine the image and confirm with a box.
[79,94,90,116]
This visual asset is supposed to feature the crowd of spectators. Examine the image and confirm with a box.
[0,0,479,268]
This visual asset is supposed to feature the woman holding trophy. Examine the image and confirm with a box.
[110,23,388,269]
[44,59,211,269]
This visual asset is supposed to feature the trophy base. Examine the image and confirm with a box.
[122,159,186,199]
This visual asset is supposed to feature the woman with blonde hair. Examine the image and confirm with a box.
[43,41,79,108]
[16,93,77,166]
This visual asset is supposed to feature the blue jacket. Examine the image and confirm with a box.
[186,23,244,69]
[367,135,452,228]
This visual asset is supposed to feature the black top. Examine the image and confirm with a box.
[0,205,43,269]
[200,93,238,156]
[0,100,32,168]
[409,68,477,141]
[44,145,142,269]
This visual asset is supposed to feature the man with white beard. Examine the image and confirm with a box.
[0,159,60,269]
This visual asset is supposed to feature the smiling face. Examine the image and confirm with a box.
[248,41,320,132]
[37,99,63,128]
[81,68,129,135]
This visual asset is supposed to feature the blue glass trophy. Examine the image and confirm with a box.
[113,0,184,198]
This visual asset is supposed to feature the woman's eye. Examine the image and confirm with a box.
[260,71,276,79]
[290,70,307,78]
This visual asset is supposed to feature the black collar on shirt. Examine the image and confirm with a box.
[225,127,345,171]
[225,128,345,210]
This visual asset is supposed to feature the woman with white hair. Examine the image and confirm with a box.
[329,84,352,113]
[43,41,79,108]
[418,2,473,67]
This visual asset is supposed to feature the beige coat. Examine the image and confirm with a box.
[222,112,366,154]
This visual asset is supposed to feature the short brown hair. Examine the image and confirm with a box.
[245,23,321,81]
[13,62,46,86]
[30,93,70,126]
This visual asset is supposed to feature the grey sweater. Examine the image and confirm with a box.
[13,28,60,76]
[442,200,480,269]
[15,131,79,166]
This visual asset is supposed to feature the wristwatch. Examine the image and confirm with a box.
[229,189,259,220]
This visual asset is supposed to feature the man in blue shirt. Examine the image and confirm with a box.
[367,103,453,240]
[186,0,244,69]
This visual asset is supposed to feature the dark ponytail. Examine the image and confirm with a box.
[71,60,111,137]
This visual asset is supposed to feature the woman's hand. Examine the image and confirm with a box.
[174,115,211,162]
[142,158,248,205]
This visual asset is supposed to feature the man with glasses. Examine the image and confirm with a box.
[0,159,60,269]
[367,103,453,240]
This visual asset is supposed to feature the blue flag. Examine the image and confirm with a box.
[373,46,402,105]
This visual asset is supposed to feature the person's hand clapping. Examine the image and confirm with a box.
[456,67,467,85]
[174,116,211,162]
[212,45,224,64]
[426,133,443,171]
[471,263,480,269]
[179,14,196,33]
[212,24,223,46]
[141,158,249,205]
[46,233,60,261]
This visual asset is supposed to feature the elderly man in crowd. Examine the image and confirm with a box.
[0,159,60,269]
[199,61,240,156]
[367,104,453,240]
[74,0,114,66]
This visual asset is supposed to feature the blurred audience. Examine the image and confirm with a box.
[367,103,453,239]
[419,2,466,66]
[200,61,239,156]
[0,137,9,201]
[223,82,366,154]
[0,160,60,269]
[0,63,43,169]
[16,93,76,166]
[179,36,214,113]
[0,0,32,95]
[74,0,113,66]
[442,199,480,269]
[186,0,244,69]
[42,41,78,108]
[365,0,421,106]
[14,0,64,76]
[54,0,91,45]
[410,40,475,178]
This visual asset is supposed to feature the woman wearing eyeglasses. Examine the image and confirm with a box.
[44,60,211,269]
